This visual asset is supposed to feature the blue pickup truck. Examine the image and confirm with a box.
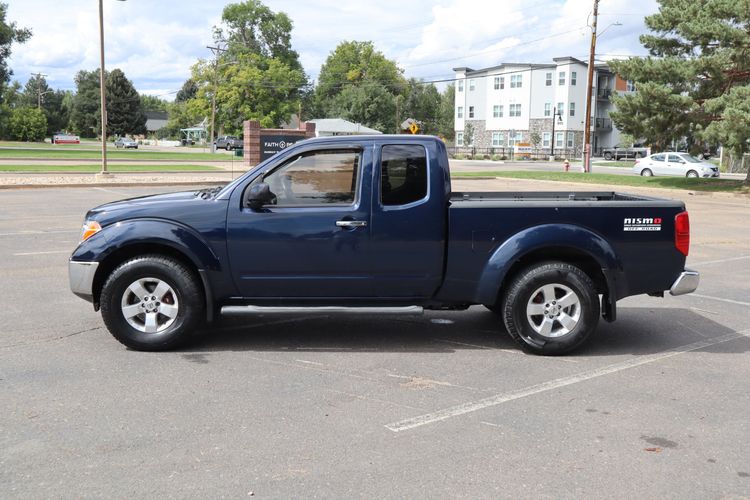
[69,135,698,355]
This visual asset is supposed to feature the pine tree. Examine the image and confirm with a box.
[609,0,750,184]
[106,69,146,137]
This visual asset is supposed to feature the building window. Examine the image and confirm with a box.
[557,102,564,116]
[469,79,476,91]
[458,79,464,92]
[626,80,636,92]
[468,106,474,118]
[457,106,463,118]
[493,105,503,118]
[571,71,577,85]
[509,103,522,117]
[556,132,563,148]
[558,71,566,85]
[567,132,575,148]
[510,74,522,88]
[545,72,552,86]
[569,102,575,116]
[509,131,522,147]
[456,132,464,146]
[544,103,551,117]
[491,132,504,147]
[543,132,551,147]
[493,77,500,90]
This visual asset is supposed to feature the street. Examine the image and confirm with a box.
[1,181,749,498]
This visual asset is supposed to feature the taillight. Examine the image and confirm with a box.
[675,211,690,256]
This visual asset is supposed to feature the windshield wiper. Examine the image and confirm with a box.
[194,185,225,199]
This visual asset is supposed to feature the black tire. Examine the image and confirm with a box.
[603,152,612,160]
[226,145,233,151]
[641,168,653,177]
[686,170,699,178]
[501,261,600,355]
[100,255,204,351]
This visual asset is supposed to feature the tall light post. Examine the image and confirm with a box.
[98,0,126,176]
[550,107,563,159]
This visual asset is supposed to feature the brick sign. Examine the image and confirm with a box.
[261,134,308,161]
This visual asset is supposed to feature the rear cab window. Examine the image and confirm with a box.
[380,145,428,206]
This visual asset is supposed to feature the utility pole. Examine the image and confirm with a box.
[207,45,226,153]
[31,72,48,108]
[583,0,600,174]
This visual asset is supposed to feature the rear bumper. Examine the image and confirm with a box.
[69,260,99,302]
[670,269,699,296]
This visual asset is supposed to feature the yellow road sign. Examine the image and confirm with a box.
[409,122,419,134]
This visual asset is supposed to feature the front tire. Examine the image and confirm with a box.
[502,262,600,355]
[686,170,699,178]
[100,255,204,351]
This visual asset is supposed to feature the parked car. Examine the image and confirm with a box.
[602,146,648,160]
[633,152,720,178]
[114,137,138,149]
[69,135,698,355]
[214,136,243,150]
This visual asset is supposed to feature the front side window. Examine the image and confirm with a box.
[380,145,428,206]
[260,149,360,206]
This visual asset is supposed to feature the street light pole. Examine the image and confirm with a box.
[98,0,126,176]
[550,107,562,159]
[583,0,600,174]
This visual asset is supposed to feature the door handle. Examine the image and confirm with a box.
[336,220,367,228]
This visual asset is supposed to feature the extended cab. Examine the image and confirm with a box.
[214,136,243,151]
[69,135,698,355]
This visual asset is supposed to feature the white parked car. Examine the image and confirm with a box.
[633,152,720,178]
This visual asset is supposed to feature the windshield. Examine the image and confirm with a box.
[679,154,702,163]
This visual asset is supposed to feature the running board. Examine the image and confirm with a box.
[220,305,424,316]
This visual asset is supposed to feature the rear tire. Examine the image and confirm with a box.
[603,152,612,160]
[100,255,204,351]
[501,262,600,355]
[641,168,653,177]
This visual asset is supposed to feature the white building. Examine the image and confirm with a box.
[454,57,630,156]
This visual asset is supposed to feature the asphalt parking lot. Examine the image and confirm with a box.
[1,182,749,498]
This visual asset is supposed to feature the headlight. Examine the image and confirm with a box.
[80,220,102,242]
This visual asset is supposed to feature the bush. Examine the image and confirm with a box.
[491,154,502,161]
[500,155,507,160]
[454,153,465,160]
[9,107,47,141]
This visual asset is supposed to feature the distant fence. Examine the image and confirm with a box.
[447,146,582,161]
[726,153,749,174]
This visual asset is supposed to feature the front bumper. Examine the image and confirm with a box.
[670,268,699,296]
[69,260,99,302]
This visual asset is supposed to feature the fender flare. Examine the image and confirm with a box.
[475,224,620,306]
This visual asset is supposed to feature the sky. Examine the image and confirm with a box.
[7,0,659,99]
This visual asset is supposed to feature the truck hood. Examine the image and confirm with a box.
[85,187,225,226]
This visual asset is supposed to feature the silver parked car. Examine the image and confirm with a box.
[633,152,719,178]
[114,137,138,149]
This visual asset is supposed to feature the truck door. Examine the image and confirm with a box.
[369,143,446,298]
[226,146,373,298]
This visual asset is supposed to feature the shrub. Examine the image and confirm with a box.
[9,107,47,142]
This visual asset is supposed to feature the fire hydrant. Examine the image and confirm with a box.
[563,159,570,172]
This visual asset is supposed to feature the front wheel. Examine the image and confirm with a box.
[501,262,600,355]
[686,170,699,178]
[100,255,204,351]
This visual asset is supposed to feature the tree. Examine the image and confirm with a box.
[314,41,407,133]
[401,79,442,135]
[106,69,146,136]
[0,3,31,97]
[69,70,101,137]
[21,75,71,135]
[609,0,750,184]
[140,94,169,112]
[436,84,455,141]
[9,107,46,141]
[175,79,197,102]
[530,131,541,149]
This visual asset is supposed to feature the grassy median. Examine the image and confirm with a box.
[0,164,221,172]
[0,147,229,161]
[452,171,748,193]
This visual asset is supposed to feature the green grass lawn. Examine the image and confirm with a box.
[0,164,221,173]
[0,146,228,161]
[592,161,636,168]
[0,140,100,150]
[452,170,748,193]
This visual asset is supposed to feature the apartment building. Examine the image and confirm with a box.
[454,57,630,155]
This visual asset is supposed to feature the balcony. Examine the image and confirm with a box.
[595,118,612,131]
[596,88,612,100]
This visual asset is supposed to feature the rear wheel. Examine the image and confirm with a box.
[686,170,699,178]
[501,262,600,355]
[603,152,612,160]
[100,255,204,351]
[641,168,653,177]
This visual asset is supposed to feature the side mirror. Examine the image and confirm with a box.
[244,182,275,209]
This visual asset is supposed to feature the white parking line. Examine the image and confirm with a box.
[385,329,750,433]
[690,255,750,267]
[13,250,71,256]
[690,293,750,307]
